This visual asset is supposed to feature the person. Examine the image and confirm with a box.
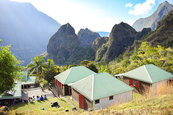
[33,96,35,101]
[44,95,47,100]
[40,95,44,101]
[24,97,28,103]
[30,97,33,103]
[37,96,40,101]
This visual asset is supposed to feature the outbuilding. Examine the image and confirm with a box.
[115,64,173,95]
[0,82,21,106]
[70,72,133,110]
[54,66,96,96]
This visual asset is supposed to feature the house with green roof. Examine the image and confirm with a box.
[69,72,133,110]
[0,82,21,106]
[54,66,96,96]
[115,64,173,95]
[21,71,36,89]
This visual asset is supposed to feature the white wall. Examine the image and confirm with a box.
[93,91,132,110]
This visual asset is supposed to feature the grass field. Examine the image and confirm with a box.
[8,97,74,114]
[1,88,173,115]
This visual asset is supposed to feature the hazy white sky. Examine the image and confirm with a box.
[11,0,173,32]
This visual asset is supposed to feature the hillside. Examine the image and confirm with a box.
[132,1,173,31]
[46,23,95,65]
[95,22,151,62]
[78,28,100,48]
[4,91,173,114]
[0,0,60,65]
[145,10,173,48]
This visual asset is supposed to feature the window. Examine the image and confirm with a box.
[95,99,100,104]
[109,96,113,100]
[133,80,136,86]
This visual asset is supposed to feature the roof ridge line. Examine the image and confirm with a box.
[64,68,73,84]
[91,74,94,100]
[144,65,153,83]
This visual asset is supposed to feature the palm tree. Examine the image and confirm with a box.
[27,56,45,81]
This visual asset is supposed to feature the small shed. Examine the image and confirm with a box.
[115,64,173,95]
[0,82,21,106]
[70,72,133,110]
[54,66,96,96]
[21,71,36,89]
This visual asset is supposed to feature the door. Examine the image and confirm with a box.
[79,94,84,109]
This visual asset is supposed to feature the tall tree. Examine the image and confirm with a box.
[42,59,60,84]
[27,56,45,81]
[0,44,21,94]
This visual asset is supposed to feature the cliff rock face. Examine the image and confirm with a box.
[95,22,151,61]
[78,28,100,47]
[92,37,109,51]
[0,0,60,65]
[145,10,173,47]
[132,1,173,31]
[47,23,95,65]
[47,23,79,65]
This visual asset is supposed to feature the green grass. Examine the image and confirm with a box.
[9,97,73,113]
[65,96,81,110]
[3,91,173,114]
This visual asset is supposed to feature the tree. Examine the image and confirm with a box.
[42,59,60,84]
[27,56,45,81]
[0,45,21,94]
[80,60,98,73]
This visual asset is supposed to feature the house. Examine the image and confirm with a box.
[0,82,21,106]
[21,71,36,89]
[115,64,173,95]
[69,72,133,110]
[54,66,96,96]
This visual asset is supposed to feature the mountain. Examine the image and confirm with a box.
[78,28,100,47]
[95,22,151,62]
[97,32,109,37]
[145,10,173,47]
[0,0,60,65]
[132,1,173,31]
[47,23,95,65]
[92,37,109,51]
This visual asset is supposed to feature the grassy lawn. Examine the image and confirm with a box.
[65,96,79,108]
[9,97,73,113]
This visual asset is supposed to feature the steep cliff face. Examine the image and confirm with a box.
[132,1,173,31]
[145,10,173,47]
[92,37,109,51]
[47,23,79,64]
[0,0,60,65]
[78,28,100,47]
[95,22,151,62]
[47,23,95,65]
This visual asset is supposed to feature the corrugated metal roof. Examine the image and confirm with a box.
[70,72,133,101]
[54,66,96,84]
[115,64,173,84]
[0,82,21,99]
[21,71,36,85]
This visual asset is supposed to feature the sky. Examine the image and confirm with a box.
[11,0,173,32]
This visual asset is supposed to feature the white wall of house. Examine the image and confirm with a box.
[93,90,132,110]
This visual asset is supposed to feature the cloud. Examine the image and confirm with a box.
[129,0,155,15]
[125,3,133,8]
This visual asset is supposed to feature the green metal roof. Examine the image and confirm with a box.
[21,71,36,85]
[54,66,96,84]
[115,64,173,84]
[0,82,21,100]
[70,72,133,101]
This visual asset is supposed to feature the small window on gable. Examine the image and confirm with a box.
[95,99,100,104]
[109,96,113,100]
